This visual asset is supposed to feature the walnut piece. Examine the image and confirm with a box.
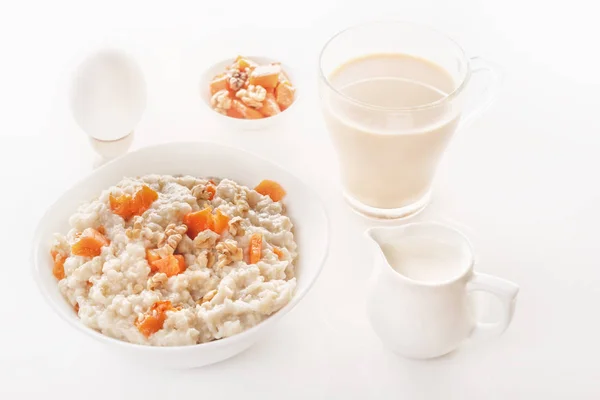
[235,84,266,108]
[147,273,168,290]
[157,223,187,257]
[215,239,243,268]
[207,251,216,268]
[193,230,219,250]
[210,89,232,115]
[200,289,217,304]
[228,216,245,236]
[228,68,248,91]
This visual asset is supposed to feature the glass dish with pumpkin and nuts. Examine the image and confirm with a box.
[50,175,296,346]
[208,56,296,119]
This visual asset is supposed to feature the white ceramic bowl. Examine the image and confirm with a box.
[199,56,299,131]
[31,142,329,369]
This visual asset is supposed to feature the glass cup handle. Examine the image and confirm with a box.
[467,272,519,338]
[458,57,502,130]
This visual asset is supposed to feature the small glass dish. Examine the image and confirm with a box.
[199,55,299,131]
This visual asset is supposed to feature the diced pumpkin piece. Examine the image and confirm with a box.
[248,233,263,264]
[249,64,281,89]
[131,185,158,216]
[254,180,286,202]
[183,207,214,239]
[174,255,186,272]
[146,249,161,271]
[109,193,134,219]
[150,254,185,277]
[206,184,216,200]
[231,99,264,120]
[258,93,281,117]
[235,56,258,70]
[136,300,173,337]
[231,99,263,119]
[212,209,230,235]
[110,186,157,220]
[226,106,245,119]
[71,228,110,257]
[273,247,285,260]
[275,82,295,110]
[210,73,228,95]
[51,250,66,280]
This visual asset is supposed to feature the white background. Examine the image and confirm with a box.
[1,0,599,398]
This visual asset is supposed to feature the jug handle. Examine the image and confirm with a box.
[458,57,502,130]
[467,272,519,337]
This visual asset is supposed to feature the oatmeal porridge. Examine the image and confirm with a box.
[50,175,296,346]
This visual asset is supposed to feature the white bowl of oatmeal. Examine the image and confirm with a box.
[31,142,328,368]
[199,56,299,131]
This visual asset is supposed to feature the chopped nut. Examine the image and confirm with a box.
[210,89,232,114]
[228,68,248,91]
[147,273,168,290]
[196,251,208,268]
[228,216,245,236]
[133,283,144,294]
[193,230,219,250]
[215,239,243,268]
[235,84,266,108]
[207,251,216,268]
[157,223,188,256]
[200,289,217,304]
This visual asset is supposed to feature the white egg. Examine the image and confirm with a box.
[70,49,146,141]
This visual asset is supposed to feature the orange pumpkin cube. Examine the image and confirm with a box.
[109,193,134,219]
[231,99,264,120]
[71,228,110,257]
[150,254,185,277]
[174,255,186,272]
[146,249,161,272]
[206,184,216,200]
[109,185,157,220]
[51,250,66,280]
[209,73,229,95]
[226,106,245,119]
[258,93,281,117]
[212,209,230,235]
[235,56,258,70]
[136,300,173,337]
[248,233,263,264]
[183,207,214,239]
[131,185,158,216]
[249,65,281,89]
[254,180,286,202]
[275,82,295,110]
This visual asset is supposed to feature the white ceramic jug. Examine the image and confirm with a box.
[365,223,519,359]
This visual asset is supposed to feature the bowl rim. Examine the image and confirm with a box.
[31,141,330,352]
[199,55,300,125]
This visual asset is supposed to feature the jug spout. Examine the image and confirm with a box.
[365,226,386,246]
[364,226,396,258]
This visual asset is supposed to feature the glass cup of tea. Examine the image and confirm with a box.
[319,21,499,219]
[70,48,147,167]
